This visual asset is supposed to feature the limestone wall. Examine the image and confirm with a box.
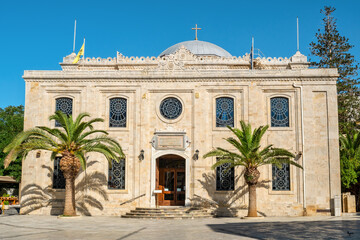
[21,65,340,217]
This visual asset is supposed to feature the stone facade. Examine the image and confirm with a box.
[20,43,340,217]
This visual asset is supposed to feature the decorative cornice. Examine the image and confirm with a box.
[25,77,338,84]
[59,45,311,72]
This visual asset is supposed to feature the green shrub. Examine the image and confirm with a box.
[3,201,9,205]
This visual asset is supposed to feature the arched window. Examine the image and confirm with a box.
[270,97,289,127]
[109,98,127,127]
[272,163,290,191]
[53,157,65,189]
[55,97,73,127]
[216,97,234,127]
[216,158,234,191]
[108,159,125,189]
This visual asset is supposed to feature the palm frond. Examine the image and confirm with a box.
[74,112,91,127]
[77,130,109,142]
[4,112,123,173]
[204,120,302,173]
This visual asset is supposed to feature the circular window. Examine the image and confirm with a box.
[159,97,183,120]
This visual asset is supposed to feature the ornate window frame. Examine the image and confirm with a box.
[212,94,237,130]
[270,96,290,128]
[268,163,295,195]
[54,95,75,127]
[105,94,130,131]
[266,93,293,131]
[215,159,235,191]
[155,94,185,124]
[108,158,126,190]
[271,163,291,191]
[109,97,128,128]
[106,156,128,194]
[52,156,65,189]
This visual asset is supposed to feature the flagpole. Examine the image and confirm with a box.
[83,38,85,59]
[297,17,299,52]
[73,19,77,53]
[251,37,254,70]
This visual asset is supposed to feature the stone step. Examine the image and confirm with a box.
[135,207,203,211]
[130,210,208,214]
[121,214,213,219]
[122,207,213,219]
[126,212,213,217]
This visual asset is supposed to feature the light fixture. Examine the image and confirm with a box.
[36,151,41,158]
[139,149,144,161]
[294,151,302,161]
[193,149,199,161]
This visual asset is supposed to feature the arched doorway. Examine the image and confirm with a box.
[156,154,185,206]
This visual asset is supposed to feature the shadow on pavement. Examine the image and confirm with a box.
[207,220,360,239]
[116,227,146,240]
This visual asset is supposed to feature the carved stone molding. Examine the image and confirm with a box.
[60,45,311,72]
[151,126,190,150]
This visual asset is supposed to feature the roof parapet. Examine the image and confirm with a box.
[60,46,310,71]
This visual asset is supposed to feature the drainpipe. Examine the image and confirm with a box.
[293,83,306,214]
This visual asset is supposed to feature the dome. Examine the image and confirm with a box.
[159,40,232,58]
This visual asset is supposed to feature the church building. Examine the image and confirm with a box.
[21,32,341,216]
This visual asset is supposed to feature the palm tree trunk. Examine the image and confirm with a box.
[60,153,81,216]
[63,176,76,216]
[247,183,258,217]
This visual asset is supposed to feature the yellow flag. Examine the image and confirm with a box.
[72,42,85,64]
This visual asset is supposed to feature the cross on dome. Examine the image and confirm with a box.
[192,24,202,40]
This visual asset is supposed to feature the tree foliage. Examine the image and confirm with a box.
[339,132,360,189]
[204,121,302,217]
[0,105,24,182]
[3,111,124,216]
[204,121,301,170]
[3,111,124,169]
[310,6,359,133]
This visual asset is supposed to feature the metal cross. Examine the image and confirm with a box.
[192,24,202,40]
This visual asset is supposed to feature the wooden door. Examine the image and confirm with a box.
[158,168,185,206]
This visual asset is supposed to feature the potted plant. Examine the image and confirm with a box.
[3,201,10,210]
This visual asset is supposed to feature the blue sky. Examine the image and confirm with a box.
[1,0,359,108]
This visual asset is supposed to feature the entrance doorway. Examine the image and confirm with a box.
[156,155,185,206]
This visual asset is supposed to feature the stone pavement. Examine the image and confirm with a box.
[0,215,359,240]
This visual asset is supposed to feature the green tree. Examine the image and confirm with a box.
[339,131,360,210]
[3,111,124,216]
[203,121,302,217]
[310,6,359,133]
[0,105,24,182]
[339,132,360,189]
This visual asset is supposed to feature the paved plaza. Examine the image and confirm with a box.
[0,215,360,239]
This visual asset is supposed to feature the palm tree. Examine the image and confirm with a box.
[3,111,124,216]
[204,121,302,217]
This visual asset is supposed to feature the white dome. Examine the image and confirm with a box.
[159,40,232,58]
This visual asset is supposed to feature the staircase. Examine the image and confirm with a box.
[121,207,214,219]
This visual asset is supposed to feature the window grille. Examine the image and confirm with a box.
[272,163,290,191]
[53,157,65,189]
[108,159,125,189]
[270,97,289,127]
[55,97,73,127]
[216,160,234,191]
[109,98,127,127]
[160,97,183,120]
[216,97,234,127]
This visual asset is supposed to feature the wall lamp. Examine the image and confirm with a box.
[138,149,145,161]
[294,151,302,161]
[193,149,199,161]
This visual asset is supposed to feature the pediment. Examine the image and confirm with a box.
[157,46,197,71]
